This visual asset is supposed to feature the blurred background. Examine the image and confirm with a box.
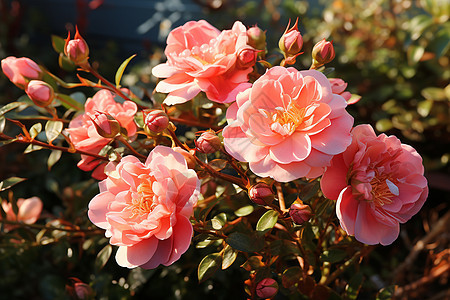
[0,0,449,299]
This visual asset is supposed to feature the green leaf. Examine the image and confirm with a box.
[0,116,5,133]
[56,94,84,110]
[222,245,237,270]
[24,144,43,153]
[409,14,433,40]
[320,249,347,264]
[376,119,393,132]
[58,53,76,71]
[115,54,136,87]
[47,150,62,170]
[95,244,112,270]
[226,232,264,252]
[344,273,364,300]
[45,120,63,144]
[29,123,42,139]
[211,213,227,230]
[421,87,447,101]
[51,35,66,53]
[234,205,254,217]
[256,210,279,232]
[417,99,434,117]
[198,253,222,282]
[0,102,25,117]
[0,177,26,192]
[376,285,397,300]
[407,45,425,64]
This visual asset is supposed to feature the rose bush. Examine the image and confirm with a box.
[223,66,354,182]
[321,124,429,245]
[88,146,200,268]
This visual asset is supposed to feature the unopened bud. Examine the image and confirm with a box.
[256,278,278,299]
[196,130,221,153]
[173,147,197,169]
[248,182,274,206]
[279,18,303,60]
[289,201,313,225]
[89,111,121,138]
[311,39,335,69]
[143,110,169,133]
[1,56,42,89]
[64,27,90,67]
[329,78,360,104]
[247,26,266,51]
[237,47,258,69]
[26,80,54,107]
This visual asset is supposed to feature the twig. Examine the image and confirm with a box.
[0,219,102,234]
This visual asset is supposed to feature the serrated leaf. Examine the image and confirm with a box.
[56,94,84,110]
[234,205,254,217]
[226,232,264,252]
[222,245,237,270]
[198,253,222,282]
[0,102,24,117]
[95,244,112,270]
[51,35,66,53]
[256,210,279,232]
[344,273,364,300]
[0,177,26,192]
[0,116,5,133]
[45,120,63,144]
[47,150,62,170]
[29,123,42,139]
[115,54,136,87]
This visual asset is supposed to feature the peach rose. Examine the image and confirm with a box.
[88,146,200,269]
[1,197,43,231]
[152,20,253,105]
[321,125,428,245]
[66,90,137,180]
[222,66,354,182]
[329,78,360,105]
[1,56,42,89]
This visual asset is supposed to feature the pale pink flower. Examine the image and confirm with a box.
[1,56,42,89]
[88,146,200,269]
[152,20,253,105]
[26,80,55,107]
[222,66,354,182]
[1,197,43,230]
[66,90,137,180]
[329,78,360,104]
[321,125,428,245]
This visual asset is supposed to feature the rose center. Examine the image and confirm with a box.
[270,102,311,135]
[370,175,399,207]
[129,181,155,217]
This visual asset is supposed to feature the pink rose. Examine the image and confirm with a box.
[329,78,361,104]
[66,89,137,180]
[1,197,43,231]
[26,80,55,107]
[1,56,42,89]
[222,66,354,182]
[321,125,428,245]
[88,146,200,269]
[152,20,253,105]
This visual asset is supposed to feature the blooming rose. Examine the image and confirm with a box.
[1,56,42,89]
[1,197,43,231]
[88,146,200,269]
[66,90,137,180]
[222,66,354,182]
[152,20,253,105]
[321,125,428,245]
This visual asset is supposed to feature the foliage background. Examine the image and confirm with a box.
[0,0,448,299]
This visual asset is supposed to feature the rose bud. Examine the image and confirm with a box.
[143,109,169,133]
[279,18,303,60]
[26,80,55,107]
[247,25,266,51]
[237,47,259,69]
[173,147,197,169]
[311,39,335,69]
[1,56,42,89]
[89,111,121,138]
[256,278,278,299]
[289,201,313,225]
[248,182,274,206]
[196,130,221,154]
[64,27,90,67]
[74,283,94,300]
[329,78,360,104]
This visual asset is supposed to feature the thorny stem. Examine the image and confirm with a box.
[116,135,147,161]
[0,132,108,161]
[167,128,246,189]
[275,182,289,213]
[85,65,132,102]
[220,149,249,185]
